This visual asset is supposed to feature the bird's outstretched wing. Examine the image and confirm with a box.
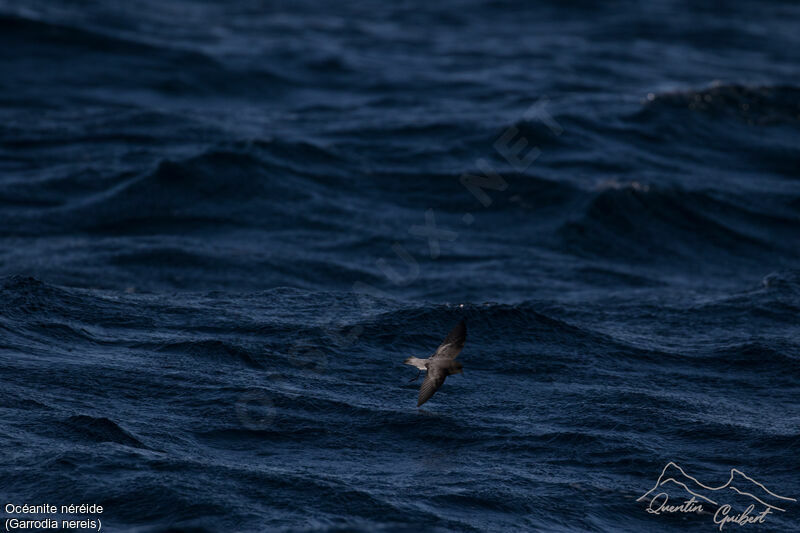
[417,363,448,407]
[431,319,466,360]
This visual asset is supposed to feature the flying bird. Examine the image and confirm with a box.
[403,319,466,407]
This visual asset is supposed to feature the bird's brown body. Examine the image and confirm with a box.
[403,320,466,406]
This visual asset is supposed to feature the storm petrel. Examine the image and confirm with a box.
[403,319,466,407]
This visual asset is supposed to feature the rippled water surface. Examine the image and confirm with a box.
[1,1,799,531]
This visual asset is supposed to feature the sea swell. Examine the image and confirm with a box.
[2,0,800,531]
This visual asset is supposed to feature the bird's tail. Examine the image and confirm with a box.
[404,356,427,370]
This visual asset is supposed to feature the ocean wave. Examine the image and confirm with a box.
[558,183,800,261]
[0,12,293,96]
[639,83,800,125]
[3,0,800,530]
[153,340,264,369]
[61,414,149,449]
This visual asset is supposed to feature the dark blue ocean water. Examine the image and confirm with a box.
[1,1,800,531]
